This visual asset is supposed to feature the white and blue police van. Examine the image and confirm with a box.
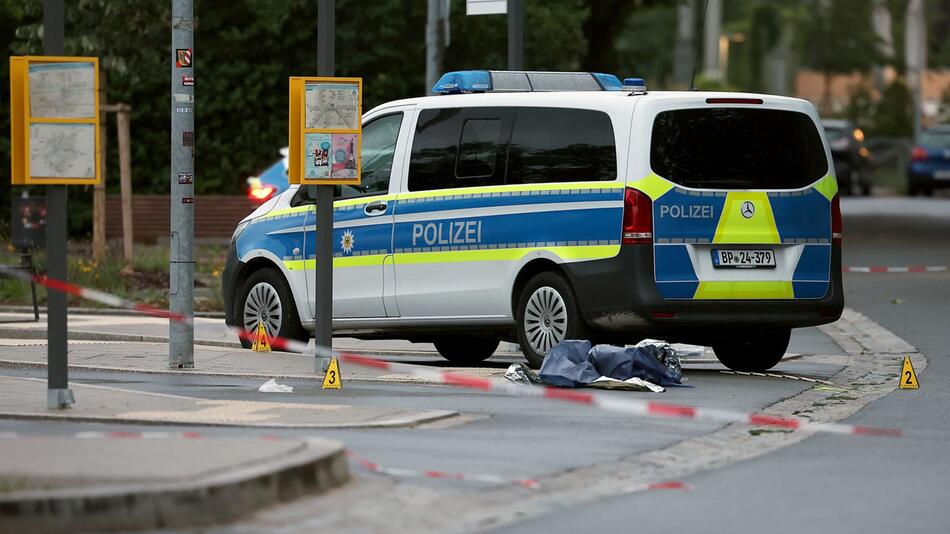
[222,70,843,371]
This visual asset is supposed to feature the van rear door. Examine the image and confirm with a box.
[634,101,837,301]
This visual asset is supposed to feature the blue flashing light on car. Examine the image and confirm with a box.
[432,70,627,94]
[432,70,493,94]
[592,73,623,91]
[622,77,647,93]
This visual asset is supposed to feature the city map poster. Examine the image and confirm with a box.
[304,132,331,179]
[27,61,96,119]
[305,82,360,130]
[29,123,96,179]
[9,56,100,185]
[331,134,358,179]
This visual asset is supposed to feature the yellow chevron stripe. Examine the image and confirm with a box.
[713,192,781,244]
[812,174,838,201]
[627,172,675,201]
[693,281,794,299]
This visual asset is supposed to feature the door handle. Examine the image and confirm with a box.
[363,201,388,216]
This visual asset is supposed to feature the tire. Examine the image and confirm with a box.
[433,337,500,365]
[712,329,791,372]
[236,267,309,350]
[515,271,587,369]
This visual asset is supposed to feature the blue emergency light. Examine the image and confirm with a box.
[622,77,647,93]
[432,70,624,94]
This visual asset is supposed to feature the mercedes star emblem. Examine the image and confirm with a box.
[741,201,755,219]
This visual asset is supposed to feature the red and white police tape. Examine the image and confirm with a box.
[0,264,902,439]
[843,265,948,273]
[345,450,541,489]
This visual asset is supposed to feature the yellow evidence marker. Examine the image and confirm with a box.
[323,358,342,389]
[251,322,271,352]
[899,356,919,389]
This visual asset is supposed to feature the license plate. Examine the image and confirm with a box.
[712,249,775,268]
[934,170,950,180]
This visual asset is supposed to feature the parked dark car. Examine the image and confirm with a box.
[907,125,950,196]
[822,119,871,195]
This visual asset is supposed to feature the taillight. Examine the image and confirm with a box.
[910,147,927,161]
[831,194,842,244]
[622,187,653,244]
[705,97,763,105]
[248,185,276,201]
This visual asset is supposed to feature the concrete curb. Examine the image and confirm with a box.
[0,407,459,430]
[0,438,349,532]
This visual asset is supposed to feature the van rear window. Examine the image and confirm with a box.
[650,108,827,189]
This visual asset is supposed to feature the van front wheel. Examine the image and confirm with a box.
[516,272,587,369]
[712,329,791,372]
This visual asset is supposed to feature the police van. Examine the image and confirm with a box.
[222,70,843,371]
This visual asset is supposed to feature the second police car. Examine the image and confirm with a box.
[222,71,844,371]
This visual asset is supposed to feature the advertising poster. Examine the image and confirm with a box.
[330,133,358,179]
[304,132,331,179]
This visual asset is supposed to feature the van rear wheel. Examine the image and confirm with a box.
[712,329,791,372]
[433,337,499,365]
[516,272,587,369]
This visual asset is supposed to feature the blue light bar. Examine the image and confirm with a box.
[593,73,623,91]
[432,71,492,94]
[622,77,647,93]
[432,70,625,94]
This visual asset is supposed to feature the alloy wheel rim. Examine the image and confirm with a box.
[523,286,567,357]
[243,282,282,337]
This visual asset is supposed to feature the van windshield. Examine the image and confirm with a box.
[650,108,827,189]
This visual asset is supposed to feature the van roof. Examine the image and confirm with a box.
[367,90,816,116]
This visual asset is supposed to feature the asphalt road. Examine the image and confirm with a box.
[1,197,947,533]
[502,199,950,534]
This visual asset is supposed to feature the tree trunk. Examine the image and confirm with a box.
[92,69,108,261]
[116,105,134,268]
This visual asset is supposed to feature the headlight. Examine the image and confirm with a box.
[231,220,249,243]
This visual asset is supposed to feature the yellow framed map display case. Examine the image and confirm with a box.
[9,56,101,185]
[288,76,362,186]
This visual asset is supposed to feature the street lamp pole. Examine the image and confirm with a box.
[169,0,195,368]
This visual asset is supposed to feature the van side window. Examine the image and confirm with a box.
[409,108,511,191]
[507,108,617,184]
[457,119,502,179]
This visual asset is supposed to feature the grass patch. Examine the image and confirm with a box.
[0,241,228,312]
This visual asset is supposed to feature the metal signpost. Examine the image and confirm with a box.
[169,0,195,368]
[507,0,523,70]
[287,0,362,374]
[466,0,522,70]
[9,0,103,408]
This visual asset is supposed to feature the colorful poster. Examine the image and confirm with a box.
[330,133,358,179]
[304,132,331,179]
